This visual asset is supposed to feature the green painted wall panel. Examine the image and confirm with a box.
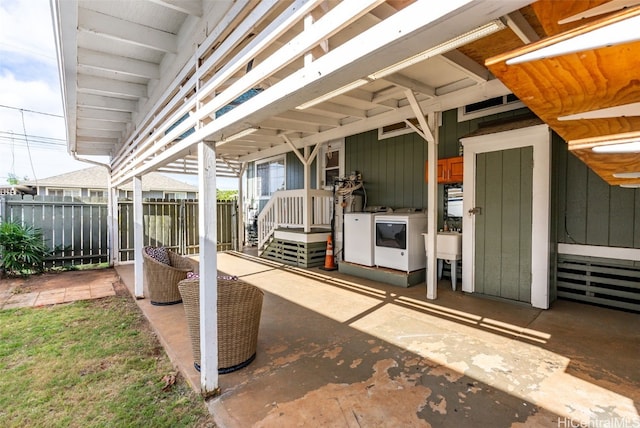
[475,152,487,295]
[564,151,588,243]
[519,147,533,302]
[609,186,635,247]
[635,188,640,249]
[345,129,427,209]
[501,149,522,301]
[555,139,640,249]
[586,170,610,246]
[483,151,504,297]
[475,148,532,302]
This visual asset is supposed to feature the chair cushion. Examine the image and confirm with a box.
[146,246,170,265]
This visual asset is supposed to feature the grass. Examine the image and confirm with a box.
[0,290,215,427]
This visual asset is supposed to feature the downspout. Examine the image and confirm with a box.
[71,151,111,170]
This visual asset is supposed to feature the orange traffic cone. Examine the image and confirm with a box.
[320,235,337,271]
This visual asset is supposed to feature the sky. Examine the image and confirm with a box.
[0,0,236,189]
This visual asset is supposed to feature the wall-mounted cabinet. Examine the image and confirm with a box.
[425,156,463,183]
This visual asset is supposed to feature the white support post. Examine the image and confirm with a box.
[303,146,312,233]
[425,113,439,300]
[237,163,247,250]
[198,141,219,397]
[405,89,438,300]
[283,135,318,233]
[107,179,119,266]
[133,175,144,298]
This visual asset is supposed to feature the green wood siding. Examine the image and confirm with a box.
[553,135,640,249]
[286,150,317,190]
[439,107,532,157]
[345,130,427,209]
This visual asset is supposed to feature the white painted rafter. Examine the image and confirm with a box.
[78,7,177,53]
[149,0,202,17]
[77,107,131,122]
[77,93,137,112]
[77,75,147,98]
[78,48,160,79]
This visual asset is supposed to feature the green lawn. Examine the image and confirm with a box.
[0,292,214,427]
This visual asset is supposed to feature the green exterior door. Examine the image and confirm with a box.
[474,147,533,302]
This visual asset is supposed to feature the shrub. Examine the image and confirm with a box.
[0,221,51,277]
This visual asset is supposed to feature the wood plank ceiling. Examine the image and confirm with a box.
[485,0,640,187]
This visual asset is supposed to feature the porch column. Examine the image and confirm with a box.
[282,136,320,234]
[237,163,247,250]
[107,179,119,267]
[425,114,439,300]
[133,174,144,298]
[198,141,219,396]
[405,89,438,300]
[303,146,312,233]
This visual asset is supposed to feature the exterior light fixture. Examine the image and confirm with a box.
[223,127,258,142]
[296,19,506,110]
[367,20,506,80]
[612,171,640,179]
[296,79,369,110]
[592,141,640,153]
[506,9,640,65]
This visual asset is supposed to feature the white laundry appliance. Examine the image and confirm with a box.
[374,213,427,272]
[343,212,378,266]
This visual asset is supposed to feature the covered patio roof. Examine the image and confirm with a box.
[52,0,640,187]
[53,0,536,184]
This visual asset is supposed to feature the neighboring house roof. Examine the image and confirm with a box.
[23,167,197,192]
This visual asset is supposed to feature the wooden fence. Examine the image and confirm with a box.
[118,198,237,261]
[0,195,237,266]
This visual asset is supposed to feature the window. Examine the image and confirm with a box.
[256,156,285,198]
[48,188,81,197]
[457,94,524,121]
[89,189,106,198]
[324,149,340,186]
[164,192,187,200]
[319,139,344,189]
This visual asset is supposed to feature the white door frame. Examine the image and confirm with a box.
[460,124,551,309]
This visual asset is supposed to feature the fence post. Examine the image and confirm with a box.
[232,199,238,251]
[179,199,186,254]
[0,196,5,222]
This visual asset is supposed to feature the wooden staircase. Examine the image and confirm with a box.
[256,189,333,267]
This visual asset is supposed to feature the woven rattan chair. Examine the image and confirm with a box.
[178,275,263,374]
[142,246,194,305]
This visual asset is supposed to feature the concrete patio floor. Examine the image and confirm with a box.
[115,251,639,427]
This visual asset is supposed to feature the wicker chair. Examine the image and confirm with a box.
[178,276,263,374]
[142,246,194,305]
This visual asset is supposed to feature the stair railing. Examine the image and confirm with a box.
[257,189,332,250]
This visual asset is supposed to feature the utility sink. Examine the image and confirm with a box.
[422,231,462,260]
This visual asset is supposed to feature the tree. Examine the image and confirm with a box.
[217,189,238,201]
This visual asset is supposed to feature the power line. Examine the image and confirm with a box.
[0,130,66,143]
[19,109,38,186]
[0,104,63,118]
